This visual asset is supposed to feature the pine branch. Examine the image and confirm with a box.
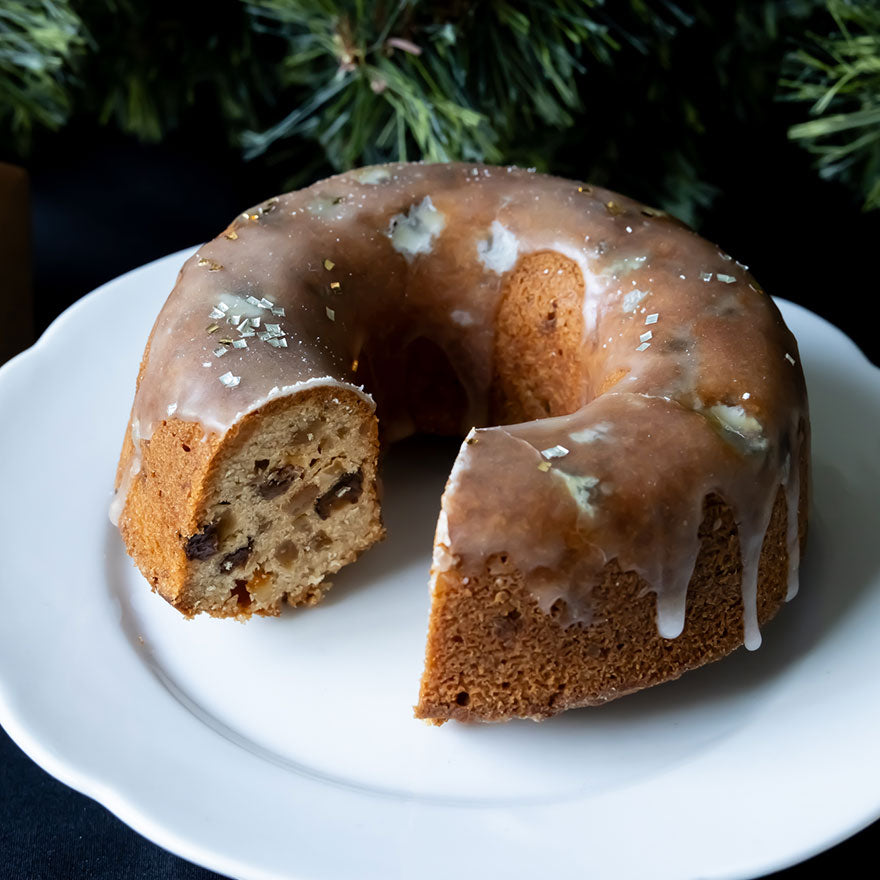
[0,0,86,151]
[240,0,690,173]
[782,0,880,209]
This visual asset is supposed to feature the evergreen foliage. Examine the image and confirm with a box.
[1,0,878,217]
[782,0,880,210]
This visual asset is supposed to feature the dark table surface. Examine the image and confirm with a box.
[1,125,878,879]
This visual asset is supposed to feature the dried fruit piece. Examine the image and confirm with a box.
[314,470,364,519]
[184,524,219,560]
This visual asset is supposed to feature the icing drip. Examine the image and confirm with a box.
[116,162,808,647]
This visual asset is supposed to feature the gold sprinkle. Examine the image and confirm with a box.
[249,213,259,221]
[323,258,335,270]
[197,257,223,271]
[465,434,478,446]
[577,184,592,194]
[218,338,233,345]
[351,358,359,372]
[640,206,666,218]
[537,461,552,472]
[605,200,624,216]
[206,324,219,334]
[224,229,239,240]
[329,281,341,290]
[332,196,343,205]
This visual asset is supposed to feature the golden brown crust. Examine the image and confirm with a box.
[415,457,809,723]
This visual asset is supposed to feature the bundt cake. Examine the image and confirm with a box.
[112,162,810,723]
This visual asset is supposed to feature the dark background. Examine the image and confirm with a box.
[1,93,878,879]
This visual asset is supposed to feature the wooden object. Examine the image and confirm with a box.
[0,163,33,365]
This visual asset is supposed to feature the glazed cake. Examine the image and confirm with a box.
[113,163,809,722]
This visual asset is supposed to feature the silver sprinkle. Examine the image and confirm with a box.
[250,317,261,328]
[267,337,288,348]
[257,331,271,342]
[326,307,336,321]
[636,341,651,351]
[229,314,241,324]
[236,318,251,331]
[209,307,225,320]
[265,323,283,336]
[785,353,796,365]
[219,371,240,387]
[232,339,248,349]
[271,306,286,317]
[716,273,736,284]
[217,302,229,312]
[541,444,569,460]
[645,313,659,324]
[640,330,653,343]
[700,271,712,282]
[245,295,263,308]
[213,346,228,358]
[239,328,256,338]
[259,298,274,309]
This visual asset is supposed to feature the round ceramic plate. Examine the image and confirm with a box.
[1,249,879,880]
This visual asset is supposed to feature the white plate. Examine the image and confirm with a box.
[1,248,879,880]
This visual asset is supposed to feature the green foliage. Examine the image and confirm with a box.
[2,0,879,216]
[242,0,658,167]
[782,0,880,210]
[75,0,265,143]
[0,0,86,148]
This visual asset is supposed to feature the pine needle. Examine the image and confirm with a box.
[782,0,880,210]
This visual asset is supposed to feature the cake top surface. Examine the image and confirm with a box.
[121,162,809,645]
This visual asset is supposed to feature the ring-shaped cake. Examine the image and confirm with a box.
[113,163,809,722]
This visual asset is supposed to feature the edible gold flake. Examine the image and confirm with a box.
[218,337,233,345]
[206,324,219,334]
[330,281,341,290]
[224,230,239,240]
[537,461,552,472]
[605,200,624,216]
[351,358,359,372]
[324,258,336,270]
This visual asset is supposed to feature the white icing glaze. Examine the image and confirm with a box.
[388,196,445,257]
[477,220,519,273]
